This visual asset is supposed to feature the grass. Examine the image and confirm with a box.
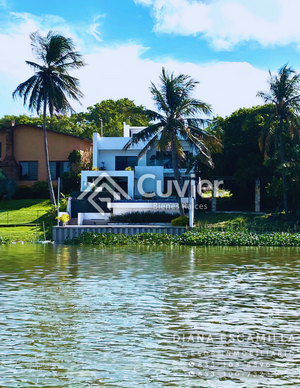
[0,199,52,242]
[0,226,44,243]
[0,199,52,226]
[195,211,300,232]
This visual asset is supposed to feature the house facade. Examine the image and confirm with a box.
[0,121,92,185]
[81,123,196,199]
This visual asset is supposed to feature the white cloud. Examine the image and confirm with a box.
[135,0,300,50]
[0,12,270,118]
[89,14,106,42]
[134,0,155,5]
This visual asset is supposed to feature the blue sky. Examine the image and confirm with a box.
[1,0,300,117]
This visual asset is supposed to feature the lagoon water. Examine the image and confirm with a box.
[0,244,299,387]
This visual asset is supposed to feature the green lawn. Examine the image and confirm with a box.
[195,211,300,232]
[0,199,52,226]
[0,226,44,242]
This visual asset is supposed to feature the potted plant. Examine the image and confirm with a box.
[56,213,70,226]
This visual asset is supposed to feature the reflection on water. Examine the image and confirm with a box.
[0,244,300,387]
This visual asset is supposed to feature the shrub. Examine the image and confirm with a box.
[68,149,81,164]
[171,215,189,226]
[31,181,50,199]
[68,150,82,173]
[13,184,32,199]
[110,211,179,223]
[62,171,81,194]
[0,169,18,199]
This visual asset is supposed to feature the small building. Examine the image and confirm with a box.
[0,121,92,185]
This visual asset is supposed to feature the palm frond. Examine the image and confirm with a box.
[123,122,164,150]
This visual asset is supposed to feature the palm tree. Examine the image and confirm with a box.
[13,31,85,205]
[124,67,220,216]
[257,64,300,214]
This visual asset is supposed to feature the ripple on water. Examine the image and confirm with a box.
[0,244,299,387]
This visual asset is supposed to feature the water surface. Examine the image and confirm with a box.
[0,245,299,387]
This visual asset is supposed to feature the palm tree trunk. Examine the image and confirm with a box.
[171,134,184,216]
[43,100,56,206]
[279,119,288,215]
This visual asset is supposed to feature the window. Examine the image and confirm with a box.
[19,162,38,180]
[156,151,192,168]
[49,161,70,180]
[0,142,2,159]
[156,151,172,168]
[115,156,137,171]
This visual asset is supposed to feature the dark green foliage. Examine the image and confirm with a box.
[13,182,53,199]
[0,169,18,199]
[0,98,151,139]
[68,150,81,164]
[82,98,150,137]
[109,211,179,223]
[200,107,276,211]
[31,181,50,199]
[13,185,32,200]
[62,171,81,194]
[65,230,300,247]
[171,215,189,226]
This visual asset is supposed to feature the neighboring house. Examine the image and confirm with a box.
[81,123,196,198]
[0,121,92,185]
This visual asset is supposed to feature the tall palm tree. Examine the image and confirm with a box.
[13,31,85,205]
[257,64,300,214]
[124,67,220,216]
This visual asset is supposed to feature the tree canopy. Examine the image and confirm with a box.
[1,98,150,139]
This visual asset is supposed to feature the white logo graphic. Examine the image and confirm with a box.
[78,173,131,216]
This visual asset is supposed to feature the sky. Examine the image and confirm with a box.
[1,0,300,118]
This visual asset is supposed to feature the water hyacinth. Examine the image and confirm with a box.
[65,230,300,247]
[0,237,9,244]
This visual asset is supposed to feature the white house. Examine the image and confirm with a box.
[76,123,197,223]
[81,123,196,195]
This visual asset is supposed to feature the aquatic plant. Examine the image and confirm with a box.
[65,229,300,247]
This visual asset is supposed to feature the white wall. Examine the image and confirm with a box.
[97,149,144,170]
[109,201,180,216]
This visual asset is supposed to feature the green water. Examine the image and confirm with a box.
[0,245,300,387]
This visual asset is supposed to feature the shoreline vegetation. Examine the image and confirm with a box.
[64,229,300,247]
[1,199,300,246]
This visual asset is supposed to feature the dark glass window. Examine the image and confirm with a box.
[49,161,70,180]
[19,161,38,180]
[115,156,137,171]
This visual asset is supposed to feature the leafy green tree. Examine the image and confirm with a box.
[81,98,150,137]
[124,67,220,216]
[256,64,300,214]
[12,30,85,205]
[199,107,278,211]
